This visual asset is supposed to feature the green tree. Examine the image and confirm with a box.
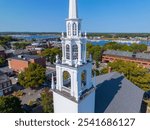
[101,60,150,91]
[0,57,5,65]
[41,48,61,64]
[103,42,147,52]
[92,46,101,61]
[0,36,16,47]
[18,63,46,88]
[86,43,102,62]
[103,42,122,51]
[96,61,100,68]
[0,96,23,113]
[41,88,53,113]
[92,69,100,77]
[130,43,147,52]
[13,42,31,49]
[63,71,70,80]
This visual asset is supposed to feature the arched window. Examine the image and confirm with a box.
[81,70,87,88]
[66,45,70,59]
[72,44,78,60]
[63,71,71,89]
[68,23,71,36]
[73,23,77,36]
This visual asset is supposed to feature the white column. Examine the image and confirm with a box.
[70,44,73,66]
[74,70,79,101]
[84,44,87,63]
[56,66,59,90]
[71,71,74,97]
[58,68,62,91]
[78,43,82,65]
[51,73,55,90]
[62,42,65,63]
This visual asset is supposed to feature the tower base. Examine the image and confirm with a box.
[53,89,95,113]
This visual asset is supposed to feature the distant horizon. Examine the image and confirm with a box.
[1,31,150,34]
[0,0,150,32]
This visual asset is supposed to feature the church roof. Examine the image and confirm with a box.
[95,72,145,113]
[103,50,150,60]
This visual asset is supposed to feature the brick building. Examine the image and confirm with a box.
[8,54,46,73]
[0,71,12,96]
[102,50,150,68]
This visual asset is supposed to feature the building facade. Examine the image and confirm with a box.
[0,71,12,96]
[102,50,150,68]
[8,54,46,73]
[52,0,95,113]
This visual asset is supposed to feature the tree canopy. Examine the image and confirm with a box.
[40,48,61,64]
[0,36,16,47]
[87,33,150,39]
[0,96,23,113]
[0,57,5,66]
[101,60,150,91]
[87,43,102,61]
[13,42,31,49]
[41,88,53,113]
[103,42,147,52]
[18,63,46,88]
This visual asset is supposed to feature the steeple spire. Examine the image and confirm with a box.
[69,0,78,19]
[53,0,95,113]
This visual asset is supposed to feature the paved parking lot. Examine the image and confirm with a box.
[20,88,43,104]
[10,77,44,104]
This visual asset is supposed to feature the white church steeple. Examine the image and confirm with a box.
[53,0,95,113]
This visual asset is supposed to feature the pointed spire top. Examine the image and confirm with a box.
[69,0,78,19]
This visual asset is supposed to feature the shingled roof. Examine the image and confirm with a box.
[95,72,145,113]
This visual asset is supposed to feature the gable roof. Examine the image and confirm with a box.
[95,72,145,113]
[11,54,41,61]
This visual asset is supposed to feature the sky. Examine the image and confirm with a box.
[0,0,150,33]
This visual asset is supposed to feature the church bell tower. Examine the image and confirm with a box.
[52,0,95,113]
